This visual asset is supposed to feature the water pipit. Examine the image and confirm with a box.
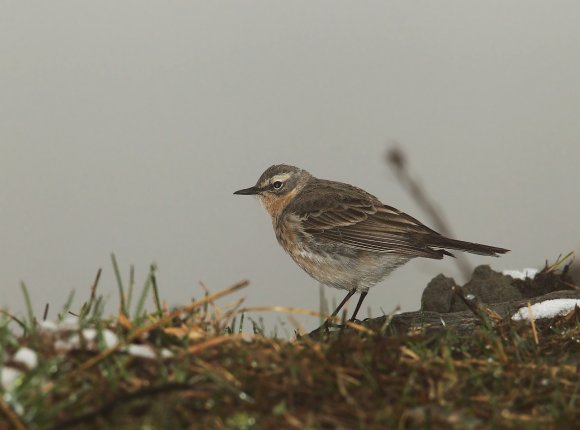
[234,164,508,323]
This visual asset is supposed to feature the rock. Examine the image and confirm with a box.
[513,268,576,298]
[450,265,523,312]
[421,274,456,313]
[309,265,579,339]
[355,290,580,338]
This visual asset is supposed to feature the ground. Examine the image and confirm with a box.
[1,259,579,429]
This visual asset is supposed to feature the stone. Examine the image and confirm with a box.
[421,274,456,313]
[450,265,523,312]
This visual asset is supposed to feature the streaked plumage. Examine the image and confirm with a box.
[234,164,508,322]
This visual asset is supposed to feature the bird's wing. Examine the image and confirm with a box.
[287,182,446,258]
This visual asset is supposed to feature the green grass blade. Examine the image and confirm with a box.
[111,253,127,317]
[126,265,135,315]
[150,264,163,318]
[134,270,153,323]
[59,290,76,322]
[20,281,35,335]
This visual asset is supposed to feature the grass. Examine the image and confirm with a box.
[1,257,579,429]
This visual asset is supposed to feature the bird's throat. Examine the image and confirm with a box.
[258,189,299,221]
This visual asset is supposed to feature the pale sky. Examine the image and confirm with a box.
[2,1,579,332]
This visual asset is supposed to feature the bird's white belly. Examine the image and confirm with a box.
[288,246,411,292]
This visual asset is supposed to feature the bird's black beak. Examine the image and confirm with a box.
[233,186,261,195]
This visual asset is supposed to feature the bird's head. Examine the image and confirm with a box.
[234,164,311,218]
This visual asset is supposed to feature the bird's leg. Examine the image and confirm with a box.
[349,291,368,322]
[323,288,356,328]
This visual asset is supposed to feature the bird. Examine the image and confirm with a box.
[234,164,509,324]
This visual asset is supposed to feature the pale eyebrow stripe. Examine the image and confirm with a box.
[269,173,292,184]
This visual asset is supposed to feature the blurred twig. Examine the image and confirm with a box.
[0,394,27,430]
[386,145,472,280]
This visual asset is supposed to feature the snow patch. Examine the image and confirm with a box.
[512,299,580,321]
[127,344,156,359]
[502,268,539,280]
[126,344,173,359]
[13,347,38,369]
[59,315,79,330]
[39,320,58,332]
[54,328,119,351]
[1,367,22,390]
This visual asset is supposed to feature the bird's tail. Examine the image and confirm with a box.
[427,235,509,257]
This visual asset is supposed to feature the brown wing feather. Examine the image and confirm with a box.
[284,179,508,258]
[284,180,450,259]
[306,206,449,258]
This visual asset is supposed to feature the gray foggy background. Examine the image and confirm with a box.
[2,1,580,332]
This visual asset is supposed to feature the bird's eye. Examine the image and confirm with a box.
[272,181,283,190]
